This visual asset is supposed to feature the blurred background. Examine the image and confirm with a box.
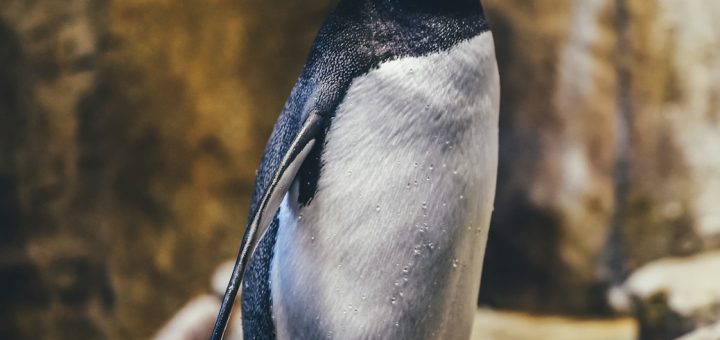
[1,0,719,339]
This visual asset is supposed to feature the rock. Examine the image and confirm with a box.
[211,260,236,296]
[155,262,243,340]
[618,0,720,273]
[0,2,112,338]
[480,0,720,321]
[609,1,720,336]
[154,295,223,340]
[153,296,243,340]
[616,252,720,339]
[0,0,335,338]
[480,0,618,315]
[677,321,720,340]
[470,308,637,340]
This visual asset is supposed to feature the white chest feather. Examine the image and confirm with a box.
[271,31,500,340]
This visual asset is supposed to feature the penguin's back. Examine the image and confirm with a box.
[271,30,500,339]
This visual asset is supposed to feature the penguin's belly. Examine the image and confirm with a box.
[271,32,500,340]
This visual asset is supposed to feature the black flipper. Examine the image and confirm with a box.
[211,112,323,340]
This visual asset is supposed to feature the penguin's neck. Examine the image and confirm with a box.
[381,0,484,14]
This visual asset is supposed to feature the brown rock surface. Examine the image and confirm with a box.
[471,309,637,340]
[480,0,618,315]
[678,321,720,340]
[619,252,720,339]
[610,1,720,336]
[0,0,334,338]
[619,0,720,268]
[480,0,720,325]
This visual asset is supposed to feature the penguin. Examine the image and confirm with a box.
[212,0,500,339]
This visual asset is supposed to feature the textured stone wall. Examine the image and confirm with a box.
[621,0,720,266]
[616,1,720,338]
[480,0,618,315]
[478,0,720,338]
[0,0,334,338]
[1,0,719,339]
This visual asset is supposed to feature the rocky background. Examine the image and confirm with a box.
[0,0,718,339]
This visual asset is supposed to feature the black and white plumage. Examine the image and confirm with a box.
[212,0,500,339]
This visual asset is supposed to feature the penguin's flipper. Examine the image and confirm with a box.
[211,111,323,340]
